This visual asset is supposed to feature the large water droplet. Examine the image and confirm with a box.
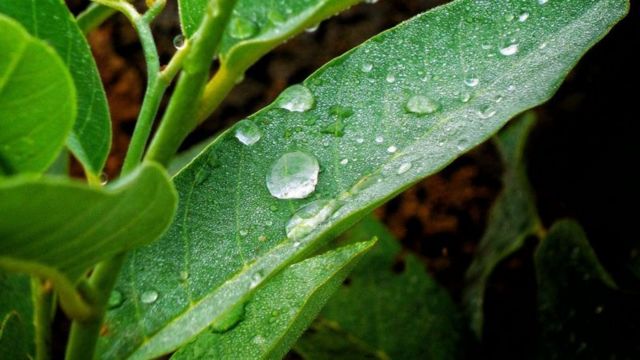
[286,200,337,240]
[405,95,439,115]
[277,85,315,112]
[267,151,319,199]
[234,119,262,145]
[499,43,519,56]
[229,17,258,40]
[140,290,158,304]
[108,290,124,309]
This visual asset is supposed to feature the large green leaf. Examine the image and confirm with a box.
[100,0,627,358]
[295,217,463,359]
[535,220,640,359]
[0,163,177,283]
[463,112,542,337]
[171,239,375,360]
[0,0,112,175]
[0,273,34,359]
[179,0,361,69]
[0,14,76,175]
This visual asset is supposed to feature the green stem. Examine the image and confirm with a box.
[77,3,116,34]
[31,278,53,360]
[145,0,239,166]
[195,62,245,123]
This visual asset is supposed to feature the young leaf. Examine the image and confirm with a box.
[180,0,361,70]
[0,0,112,175]
[0,273,35,359]
[0,15,76,175]
[463,112,542,337]
[535,220,640,359]
[100,0,628,358]
[170,239,375,360]
[0,163,177,283]
[294,217,463,359]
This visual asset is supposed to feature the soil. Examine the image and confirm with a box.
[62,0,640,359]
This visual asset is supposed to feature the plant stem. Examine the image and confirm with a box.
[145,0,239,166]
[32,278,54,360]
[194,63,244,123]
[77,3,116,34]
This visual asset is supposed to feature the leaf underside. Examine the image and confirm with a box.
[0,273,34,359]
[100,0,628,358]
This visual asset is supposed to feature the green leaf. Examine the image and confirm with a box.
[101,0,628,358]
[0,0,112,175]
[0,14,76,175]
[0,273,35,359]
[0,163,177,283]
[179,0,361,69]
[171,239,375,360]
[535,220,640,359]
[463,112,542,337]
[295,217,463,359]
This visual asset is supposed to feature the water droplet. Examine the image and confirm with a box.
[538,0,548,4]
[361,63,373,73]
[505,14,515,22]
[194,167,210,185]
[277,85,315,112]
[340,158,349,165]
[234,119,262,146]
[494,94,504,103]
[387,145,397,153]
[140,290,158,304]
[460,92,471,103]
[364,0,379,3]
[258,235,267,242]
[305,24,320,33]
[99,173,109,186]
[397,162,412,174]
[267,151,319,199]
[249,272,263,289]
[477,105,497,119]
[173,35,185,49]
[518,12,530,22]
[253,335,267,345]
[405,95,439,115]
[286,200,337,240]
[108,290,123,309]
[269,205,278,212]
[179,271,190,281]
[539,42,548,49]
[267,9,286,24]
[239,229,248,237]
[499,43,519,56]
[386,74,396,83]
[229,17,259,40]
[464,77,479,87]
[356,138,364,144]
[457,138,469,151]
[375,135,384,143]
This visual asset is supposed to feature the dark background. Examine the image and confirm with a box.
[64,0,640,358]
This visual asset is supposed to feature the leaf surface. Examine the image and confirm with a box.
[171,240,375,360]
[101,0,628,358]
[0,0,112,175]
[295,217,463,360]
[0,273,34,359]
[463,112,542,337]
[0,163,177,283]
[0,14,75,175]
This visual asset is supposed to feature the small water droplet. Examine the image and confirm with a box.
[277,85,315,112]
[518,12,530,22]
[500,43,519,56]
[464,77,479,87]
[539,42,548,49]
[267,151,320,199]
[405,95,439,115]
[179,271,190,281]
[249,272,263,289]
[494,94,504,103]
[173,35,185,49]
[229,17,259,40]
[100,173,109,186]
[397,162,412,174]
[269,205,278,212]
[356,138,364,144]
[340,158,349,165]
[108,290,123,309]
[253,335,267,345]
[460,92,471,103]
[140,290,158,304]
[194,167,210,185]
[387,145,397,153]
[386,74,396,83]
[267,9,286,24]
[477,105,497,119]
[234,119,262,146]
[538,0,548,4]
[305,24,320,33]
[457,138,469,151]
[258,235,267,242]
[239,229,248,237]
[505,14,515,22]
[286,200,337,240]
[364,0,379,3]
[361,63,373,73]
[375,136,384,143]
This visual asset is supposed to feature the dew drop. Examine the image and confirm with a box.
[460,92,471,103]
[477,105,497,119]
[140,290,158,304]
[386,74,396,83]
[277,85,315,112]
[99,173,109,186]
[405,95,439,115]
[267,151,320,199]
[234,119,262,145]
[249,272,263,289]
[538,0,548,4]
[375,136,384,143]
[253,335,267,345]
[108,290,123,309]
[387,145,397,153]
[539,42,548,49]
[499,43,519,56]
[239,229,248,237]
[364,0,379,3]
[229,17,259,40]
[305,24,320,33]
[267,9,286,24]
[286,200,337,240]
[356,138,364,144]
[179,271,190,281]
[173,34,185,49]
[361,63,373,73]
[340,158,349,165]
[518,12,530,22]
[464,77,479,87]
[397,162,412,174]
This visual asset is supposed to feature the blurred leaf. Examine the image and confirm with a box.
[171,240,375,360]
[0,0,112,175]
[100,0,628,358]
[294,217,463,360]
[463,112,542,337]
[0,273,34,359]
[0,14,75,175]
